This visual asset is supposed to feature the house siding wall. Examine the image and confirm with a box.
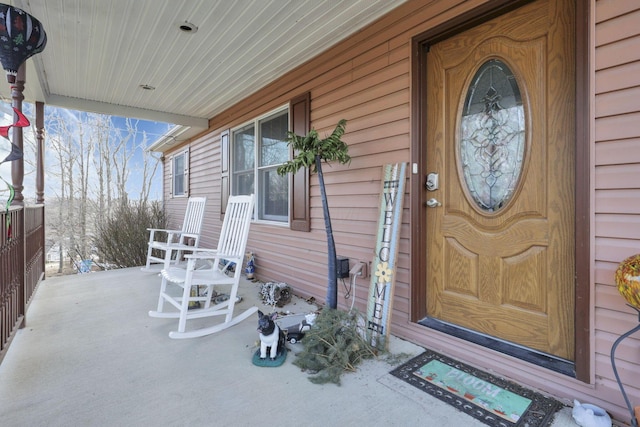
[592,0,640,421]
[161,0,640,422]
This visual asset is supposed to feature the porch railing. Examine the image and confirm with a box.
[0,205,45,362]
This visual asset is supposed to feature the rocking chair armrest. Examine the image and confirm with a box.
[146,228,188,245]
[146,227,184,235]
[185,251,239,260]
[184,249,219,260]
[161,242,200,252]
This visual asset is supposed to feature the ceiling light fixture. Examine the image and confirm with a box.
[179,21,198,33]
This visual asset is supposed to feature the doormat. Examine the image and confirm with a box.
[389,350,563,427]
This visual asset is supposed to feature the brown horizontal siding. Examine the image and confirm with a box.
[594,259,616,284]
[594,307,640,412]
[348,107,410,138]
[594,363,638,401]
[595,112,640,141]
[596,330,640,368]
[596,214,640,239]
[313,70,409,120]
[594,351,640,415]
[595,282,622,310]
[597,282,639,317]
[348,118,409,144]
[595,189,640,213]
[595,35,640,70]
[595,164,640,188]
[327,205,379,223]
[596,0,639,23]
[595,7,640,45]
[595,237,640,263]
[323,89,409,127]
[595,86,640,118]
[595,61,640,93]
[595,138,640,165]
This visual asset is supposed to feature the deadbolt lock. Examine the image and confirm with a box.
[425,173,439,191]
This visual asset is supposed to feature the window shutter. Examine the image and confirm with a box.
[184,148,190,196]
[220,130,230,219]
[169,153,174,197]
[289,92,310,232]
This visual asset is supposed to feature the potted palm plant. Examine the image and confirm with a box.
[277,119,349,309]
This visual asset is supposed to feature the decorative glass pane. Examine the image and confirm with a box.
[459,59,525,212]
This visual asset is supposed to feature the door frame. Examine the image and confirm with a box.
[409,0,590,382]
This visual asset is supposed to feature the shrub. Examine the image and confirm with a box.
[93,200,167,268]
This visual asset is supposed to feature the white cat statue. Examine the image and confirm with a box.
[572,400,612,427]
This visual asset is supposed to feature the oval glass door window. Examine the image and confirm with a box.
[459,58,525,213]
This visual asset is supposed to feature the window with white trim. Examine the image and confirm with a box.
[231,107,289,222]
[171,149,188,197]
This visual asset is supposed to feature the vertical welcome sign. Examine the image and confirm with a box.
[366,162,407,350]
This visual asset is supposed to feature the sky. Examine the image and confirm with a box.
[0,101,174,205]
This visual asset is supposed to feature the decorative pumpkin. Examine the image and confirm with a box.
[615,254,640,310]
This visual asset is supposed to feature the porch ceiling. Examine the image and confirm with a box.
[0,0,407,146]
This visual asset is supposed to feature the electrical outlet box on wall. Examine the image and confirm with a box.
[336,256,349,279]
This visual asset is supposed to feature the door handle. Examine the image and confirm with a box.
[425,198,442,208]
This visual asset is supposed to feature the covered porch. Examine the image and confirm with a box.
[0,267,576,426]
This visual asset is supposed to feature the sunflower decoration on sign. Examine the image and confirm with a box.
[615,254,640,311]
[374,262,393,284]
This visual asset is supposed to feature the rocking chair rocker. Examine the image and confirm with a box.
[148,194,257,339]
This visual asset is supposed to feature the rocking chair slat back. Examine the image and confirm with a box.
[218,194,253,259]
[181,196,207,237]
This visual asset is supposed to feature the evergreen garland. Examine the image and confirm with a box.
[293,308,379,385]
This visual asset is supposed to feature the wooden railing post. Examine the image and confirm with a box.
[10,64,25,206]
[35,102,44,205]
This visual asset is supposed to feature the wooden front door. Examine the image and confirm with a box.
[424,0,575,360]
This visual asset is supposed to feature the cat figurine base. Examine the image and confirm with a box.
[572,400,612,427]
[252,310,286,367]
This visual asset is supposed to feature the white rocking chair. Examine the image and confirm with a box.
[148,194,257,339]
[141,196,207,273]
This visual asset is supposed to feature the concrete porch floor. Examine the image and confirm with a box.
[0,267,577,426]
